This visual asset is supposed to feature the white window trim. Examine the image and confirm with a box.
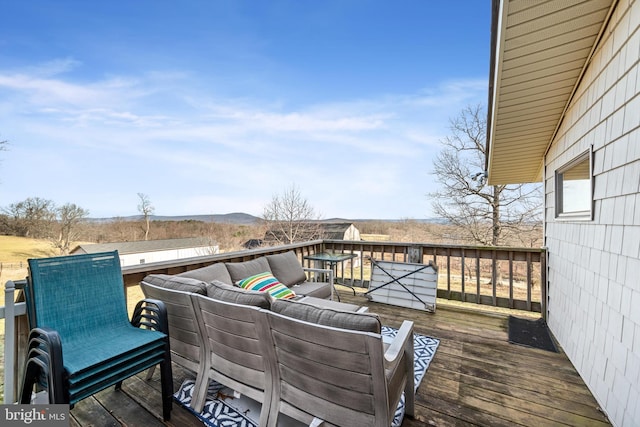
[555,148,593,221]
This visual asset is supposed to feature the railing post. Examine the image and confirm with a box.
[4,280,16,404]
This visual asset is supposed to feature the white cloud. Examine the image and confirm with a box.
[26,57,83,77]
[0,59,487,218]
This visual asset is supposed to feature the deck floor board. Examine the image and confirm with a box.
[68,290,610,426]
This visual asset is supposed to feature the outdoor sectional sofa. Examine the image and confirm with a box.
[140,250,415,426]
[172,250,334,300]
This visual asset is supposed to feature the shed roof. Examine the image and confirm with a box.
[486,0,615,185]
[72,237,215,255]
[262,221,358,243]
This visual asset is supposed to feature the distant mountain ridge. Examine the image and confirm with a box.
[88,212,262,224]
[87,213,446,225]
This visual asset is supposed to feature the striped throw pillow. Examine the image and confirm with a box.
[236,272,296,300]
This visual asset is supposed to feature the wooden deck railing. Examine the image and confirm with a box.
[121,239,546,314]
[3,239,546,403]
[322,240,546,313]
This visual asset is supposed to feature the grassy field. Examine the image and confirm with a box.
[0,235,58,283]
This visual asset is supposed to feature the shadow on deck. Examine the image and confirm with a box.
[69,287,610,427]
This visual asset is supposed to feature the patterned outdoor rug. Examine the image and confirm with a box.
[174,326,440,427]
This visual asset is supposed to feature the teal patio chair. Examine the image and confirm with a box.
[19,251,173,420]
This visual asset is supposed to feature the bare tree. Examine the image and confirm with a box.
[51,203,89,254]
[137,193,154,241]
[429,105,543,247]
[263,185,323,245]
[2,197,56,238]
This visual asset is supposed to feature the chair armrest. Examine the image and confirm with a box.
[131,298,169,335]
[384,320,416,418]
[22,327,65,403]
[384,320,414,369]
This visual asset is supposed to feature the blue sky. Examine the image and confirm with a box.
[0,1,490,220]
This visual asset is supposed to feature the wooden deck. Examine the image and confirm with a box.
[69,289,611,427]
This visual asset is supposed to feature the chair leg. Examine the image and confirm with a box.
[20,359,41,404]
[146,365,156,380]
[189,375,208,413]
[159,346,174,421]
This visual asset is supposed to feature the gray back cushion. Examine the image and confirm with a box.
[178,263,233,285]
[143,274,208,295]
[266,251,306,287]
[225,257,271,284]
[271,299,381,333]
[206,280,272,309]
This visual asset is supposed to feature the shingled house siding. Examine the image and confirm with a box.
[544,2,640,426]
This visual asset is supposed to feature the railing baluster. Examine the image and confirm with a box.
[509,251,514,309]
[527,252,532,311]
[461,249,466,303]
[491,249,496,307]
[446,248,451,299]
[476,249,481,305]
[359,242,364,285]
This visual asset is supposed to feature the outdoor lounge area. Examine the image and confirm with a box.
[2,0,638,423]
[50,288,610,426]
[1,240,611,426]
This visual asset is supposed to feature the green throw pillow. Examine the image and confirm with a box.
[237,272,296,300]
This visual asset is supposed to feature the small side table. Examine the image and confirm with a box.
[303,252,358,301]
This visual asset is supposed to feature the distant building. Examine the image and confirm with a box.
[262,221,361,244]
[320,222,361,241]
[71,237,219,267]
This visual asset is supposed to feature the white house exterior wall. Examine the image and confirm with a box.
[118,246,219,267]
[544,1,640,425]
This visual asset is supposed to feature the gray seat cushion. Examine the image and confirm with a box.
[271,299,381,333]
[143,274,209,295]
[206,280,272,309]
[297,297,361,313]
[266,251,306,287]
[225,257,272,284]
[291,281,332,299]
[178,263,233,285]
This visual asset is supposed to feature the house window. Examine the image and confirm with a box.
[555,150,592,220]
